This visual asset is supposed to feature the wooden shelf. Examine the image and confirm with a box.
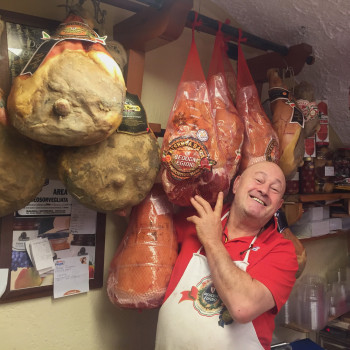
[281,322,311,334]
[285,193,350,203]
[283,193,350,226]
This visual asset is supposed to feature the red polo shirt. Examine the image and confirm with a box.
[163,203,298,349]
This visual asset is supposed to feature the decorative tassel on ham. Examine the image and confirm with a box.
[107,184,178,309]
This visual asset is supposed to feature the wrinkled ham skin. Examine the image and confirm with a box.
[107,184,178,309]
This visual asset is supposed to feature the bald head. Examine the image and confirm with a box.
[240,161,286,196]
[231,161,286,227]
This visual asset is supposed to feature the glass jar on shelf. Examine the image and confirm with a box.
[314,146,335,193]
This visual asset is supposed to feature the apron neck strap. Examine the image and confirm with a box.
[242,235,258,263]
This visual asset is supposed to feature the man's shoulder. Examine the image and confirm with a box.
[260,219,296,251]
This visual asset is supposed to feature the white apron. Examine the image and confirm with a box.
[155,213,264,350]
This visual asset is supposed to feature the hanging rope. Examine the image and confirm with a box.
[91,0,106,25]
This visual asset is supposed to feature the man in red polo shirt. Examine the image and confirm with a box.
[155,161,298,350]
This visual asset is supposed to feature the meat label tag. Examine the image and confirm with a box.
[284,101,305,127]
[51,21,107,45]
[162,137,216,181]
[117,92,149,135]
[21,40,63,75]
[268,87,289,102]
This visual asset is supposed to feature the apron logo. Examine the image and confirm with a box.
[179,276,233,327]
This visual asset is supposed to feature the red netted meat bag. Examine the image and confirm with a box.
[107,184,177,309]
[236,31,279,172]
[207,23,244,182]
[161,24,228,206]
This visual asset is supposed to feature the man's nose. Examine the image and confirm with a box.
[258,183,269,195]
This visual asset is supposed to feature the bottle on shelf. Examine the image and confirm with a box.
[314,146,335,193]
[299,157,315,194]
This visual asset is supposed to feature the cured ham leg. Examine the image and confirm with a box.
[267,68,305,179]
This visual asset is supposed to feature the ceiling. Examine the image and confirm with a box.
[212,0,350,146]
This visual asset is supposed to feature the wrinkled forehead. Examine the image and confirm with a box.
[243,162,286,188]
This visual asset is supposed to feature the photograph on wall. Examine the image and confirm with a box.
[6,21,50,80]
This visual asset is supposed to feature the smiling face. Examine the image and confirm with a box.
[232,161,286,227]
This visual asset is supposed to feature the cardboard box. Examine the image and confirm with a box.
[299,207,324,223]
[342,217,350,230]
[291,219,330,238]
[323,206,330,219]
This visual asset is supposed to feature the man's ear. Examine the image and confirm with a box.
[232,175,241,194]
[277,198,284,210]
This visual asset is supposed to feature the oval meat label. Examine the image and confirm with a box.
[162,137,216,182]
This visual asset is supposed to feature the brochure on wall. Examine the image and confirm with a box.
[53,256,89,298]
[9,179,97,291]
[16,179,72,216]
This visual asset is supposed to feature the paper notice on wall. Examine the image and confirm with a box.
[26,237,55,277]
[17,179,73,216]
[53,256,89,298]
[69,198,97,235]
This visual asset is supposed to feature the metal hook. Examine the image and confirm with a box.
[281,61,296,94]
